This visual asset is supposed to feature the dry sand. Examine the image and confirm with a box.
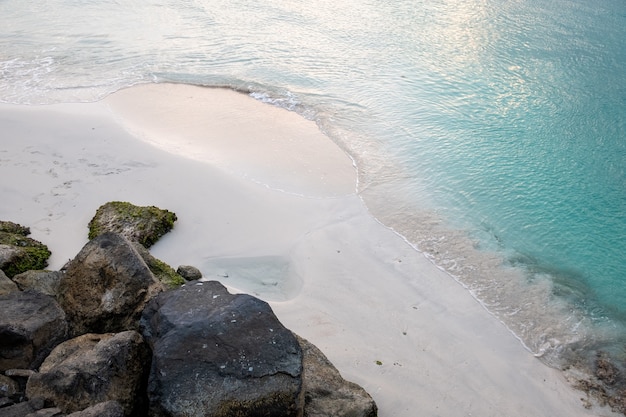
[0,83,617,416]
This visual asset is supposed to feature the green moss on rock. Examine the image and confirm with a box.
[0,230,51,278]
[147,257,186,289]
[132,242,185,289]
[88,201,177,247]
[0,221,31,236]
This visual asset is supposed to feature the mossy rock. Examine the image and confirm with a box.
[133,243,186,289]
[88,201,177,248]
[0,221,31,236]
[0,225,51,278]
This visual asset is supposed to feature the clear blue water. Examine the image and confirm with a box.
[2,0,625,372]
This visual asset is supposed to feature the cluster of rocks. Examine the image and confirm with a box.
[0,203,377,417]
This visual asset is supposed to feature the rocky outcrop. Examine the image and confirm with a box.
[0,222,51,278]
[140,280,303,417]
[57,232,164,337]
[26,331,150,416]
[88,202,177,248]
[0,290,67,371]
[0,209,378,417]
[298,336,377,417]
[12,270,63,297]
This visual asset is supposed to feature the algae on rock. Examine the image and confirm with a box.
[88,201,177,248]
[0,221,51,278]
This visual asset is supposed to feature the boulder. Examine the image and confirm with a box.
[0,228,51,278]
[0,269,18,295]
[87,202,177,248]
[298,336,378,417]
[25,331,150,416]
[12,270,63,297]
[0,290,68,371]
[57,232,164,336]
[140,280,303,417]
[176,265,202,280]
[66,401,125,417]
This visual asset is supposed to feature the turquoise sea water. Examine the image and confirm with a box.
[2,0,625,382]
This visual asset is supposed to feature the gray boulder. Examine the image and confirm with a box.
[298,336,378,417]
[0,269,18,295]
[57,232,164,336]
[25,331,150,416]
[0,290,67,371]
[140,280,303,417]
[87,201,177,248]
[12,270,63,297]
[176,265,202,280]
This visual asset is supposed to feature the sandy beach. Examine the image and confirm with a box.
[0,83,617,416]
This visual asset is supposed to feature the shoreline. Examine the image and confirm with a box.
[0,83,618,416]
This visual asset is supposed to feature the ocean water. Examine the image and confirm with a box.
[2,0,625,389]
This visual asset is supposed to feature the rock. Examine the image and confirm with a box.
[0,397,44,417]
[12,271,63,297]
[57,232,164,336]
[297,336,378,417]
[4,369,35,402]
[0,221,31,236]
[0,374,20,400]
[25,407,63,417]
[87,202,177,248]
[176,265,202,280]
[0,230,51,278]
[25,331,150,416]
[0,396,13,408]
[0,290,68,371]
[140,280,303,417]
[0,269,19,295]
[65,401,125,417]
[132,243,185,289]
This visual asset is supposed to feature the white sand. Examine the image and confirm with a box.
[0,83,616,416]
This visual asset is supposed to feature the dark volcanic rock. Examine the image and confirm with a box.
[25,331,150,416]
[298,336,377,417]
[0,290,67,371]
[57,232,164,336]
[140,280,303,417]
[87,201,177,248]
[12,270,63,297]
